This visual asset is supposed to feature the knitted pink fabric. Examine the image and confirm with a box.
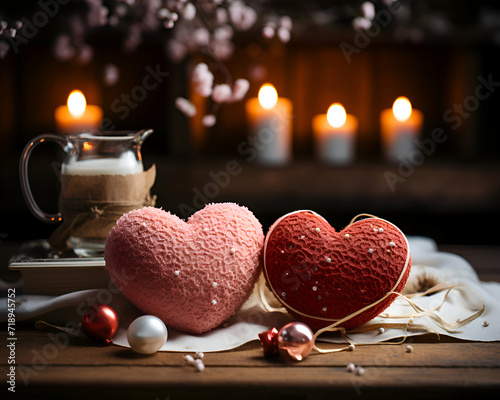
[105,204,264,334]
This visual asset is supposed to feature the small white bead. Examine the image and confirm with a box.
[315,227,321,233]
[281,291,286,297]
[344,233,350,239]
[184,355,195,364]
[368,248,374,254]
[408,317,414,324]
[195,360,205,371]
[281,250,285,254]
[322,306,327,312]
[389,241,396,247]
[229,248,235,255]
[378,228,384,233]
[406,345,413,353]
[326,257,331,263]
[195,352,204,359]
[211,299,217,305]
[301,235,305,239]
[355,366,365,376]
[348,344,355,351]
[212,282,218,288]
[174,270,180,276]
[346,363,356,372]
[483,320,489,327]
[312,286,317,291]
[378,327,385,334]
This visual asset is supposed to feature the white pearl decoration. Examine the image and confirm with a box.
[355,366,365,376]
[127,315,168,354]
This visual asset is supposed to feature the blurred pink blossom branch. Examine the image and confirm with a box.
[0,1,292,125]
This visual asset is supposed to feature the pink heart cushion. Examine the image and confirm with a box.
[263,211,411,331]
[105,203,264,334]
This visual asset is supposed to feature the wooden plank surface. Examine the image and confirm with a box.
[2,331,500,368]
[4,366,500,400]
[1,330,499,399]
[1,245,499,399]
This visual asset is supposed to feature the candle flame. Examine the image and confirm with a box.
[392,96,412,122]
[258,84,278,110]
[67,90,86,118]
[327,103,347,128]
[82,142,93,151]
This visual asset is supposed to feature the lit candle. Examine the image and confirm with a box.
[312,103,358,165]
[55,90,103,134]
[245,84,292,165]
[380,96,423,163]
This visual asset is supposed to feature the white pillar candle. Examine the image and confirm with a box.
[380,96,423,163]
[245,84,293,165]
[55,90,103,135]
[313,103,358,165]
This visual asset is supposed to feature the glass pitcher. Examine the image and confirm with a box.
[20,129,155,256]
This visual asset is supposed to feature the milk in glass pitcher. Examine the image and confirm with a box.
[20,130,156,256]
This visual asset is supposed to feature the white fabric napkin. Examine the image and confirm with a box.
[1,236,499,352]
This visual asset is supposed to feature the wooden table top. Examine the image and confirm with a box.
[1,245,500,399]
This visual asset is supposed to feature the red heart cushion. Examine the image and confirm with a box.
[263,211,411,331]
[105,203,264,334]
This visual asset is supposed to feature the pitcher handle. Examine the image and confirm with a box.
[19,134,67,224]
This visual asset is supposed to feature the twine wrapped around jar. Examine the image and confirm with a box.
[49,165,156,251]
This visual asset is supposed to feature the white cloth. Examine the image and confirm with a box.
[1,237,499,352]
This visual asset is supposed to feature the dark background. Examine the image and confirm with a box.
[1,0,499,248]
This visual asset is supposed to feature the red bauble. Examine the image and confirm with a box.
[258,323,314,361]
[258,327,279,357]
[82,304,119,344]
